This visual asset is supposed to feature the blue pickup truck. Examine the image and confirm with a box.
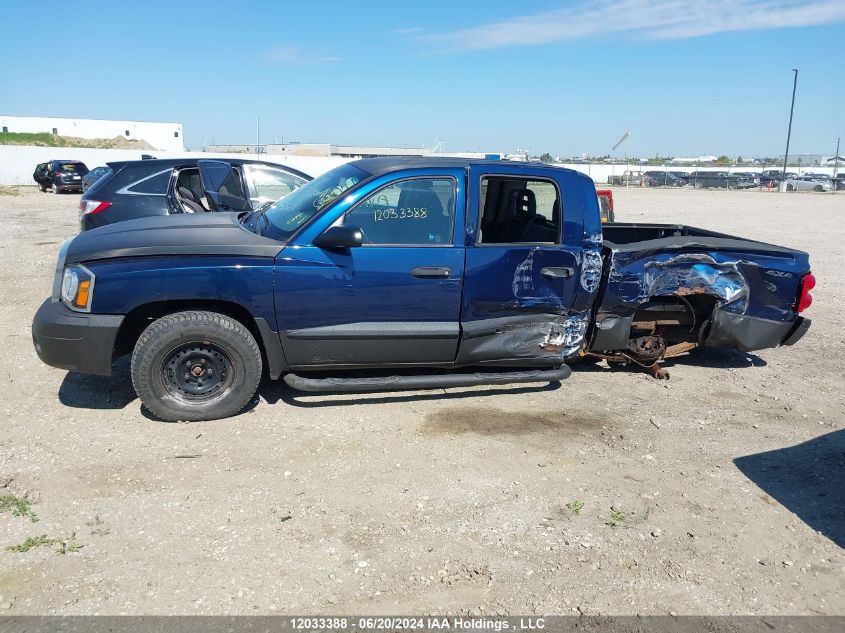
[31,158,814,421]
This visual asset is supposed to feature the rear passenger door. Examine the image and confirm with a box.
[457,166,582,365]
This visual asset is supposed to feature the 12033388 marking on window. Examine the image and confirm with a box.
[374,207,429,221]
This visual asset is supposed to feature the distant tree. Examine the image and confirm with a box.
[715,155,732,164]
[539,152,553,163]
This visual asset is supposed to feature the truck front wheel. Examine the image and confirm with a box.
[131,311,263,421]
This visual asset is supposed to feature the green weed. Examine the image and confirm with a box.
[566,500,584,516]
[0,494,39,523]
[5,532,83,554]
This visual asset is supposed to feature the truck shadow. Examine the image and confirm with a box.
[574,347,766,373]
[734,430,845,549]
[57,356,137,410]
[260,379,562,409]
[661,347,767,368]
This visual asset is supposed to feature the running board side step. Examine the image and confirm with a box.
[283,366,571,394]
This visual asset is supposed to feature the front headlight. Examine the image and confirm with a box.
[60,264,95,312]
[51,238,72,302]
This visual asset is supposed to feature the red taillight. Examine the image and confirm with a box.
[797,272,815,313]
[54,172,62,177]
[79,200,112,215]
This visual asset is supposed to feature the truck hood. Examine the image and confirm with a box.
[65,212,284,265]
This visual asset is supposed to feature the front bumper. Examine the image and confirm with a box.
[32,299,124,376]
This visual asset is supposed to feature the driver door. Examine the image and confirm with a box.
[274,170,467,369]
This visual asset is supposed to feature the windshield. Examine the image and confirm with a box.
[254,163,370,240]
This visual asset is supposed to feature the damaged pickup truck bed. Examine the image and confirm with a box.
[32,157,813,421]
[592,223,812,366]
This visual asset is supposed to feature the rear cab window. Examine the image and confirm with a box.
[477,175,561,244]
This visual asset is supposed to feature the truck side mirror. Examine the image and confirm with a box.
[313,225,364,249]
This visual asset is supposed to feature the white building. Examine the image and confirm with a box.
[0,115,184,152]
[206,142,502,160]
[673,155,719,163]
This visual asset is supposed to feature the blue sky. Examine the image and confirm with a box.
[1,0,843,157]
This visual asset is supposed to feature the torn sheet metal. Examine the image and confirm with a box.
[635,253,748,308]
[512,249,537,298]
[581,249,603,293]
[590,230,811,355]
[540,311,591,357]
[601,237,807,322]
[457,312,589,364]
[601,250,755,323]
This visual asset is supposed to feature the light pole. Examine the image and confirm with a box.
[781,69,798,190]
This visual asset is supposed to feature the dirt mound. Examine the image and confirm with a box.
[54,135,156,150]
[0,131,156,150]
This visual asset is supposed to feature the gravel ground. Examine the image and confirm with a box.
[0,186,842,616]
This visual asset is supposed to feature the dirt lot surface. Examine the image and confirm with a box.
[0,186,842,616]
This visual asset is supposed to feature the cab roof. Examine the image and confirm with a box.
[349,156,580,179]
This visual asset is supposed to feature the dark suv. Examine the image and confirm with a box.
[79,158,311,231]
[33,160,90,193]
[644,171,686,187]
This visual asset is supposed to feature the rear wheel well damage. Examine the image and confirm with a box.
[112,300,286,379]
[629,293,721,345]
[590,292,721,353]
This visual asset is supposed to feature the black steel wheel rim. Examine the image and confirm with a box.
[161,342,235,404]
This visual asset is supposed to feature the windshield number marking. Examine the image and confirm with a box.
[374,207,428,222]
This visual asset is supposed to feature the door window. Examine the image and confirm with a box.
[477,176,561,244]
[248,166,308,202]
[196,161,250,212]
[345,177,455,245]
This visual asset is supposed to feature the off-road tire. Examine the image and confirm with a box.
[131,311,262,422]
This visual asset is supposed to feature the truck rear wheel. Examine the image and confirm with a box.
[131,311,262,421]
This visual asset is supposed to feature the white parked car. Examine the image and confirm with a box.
[785,176,833,192]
